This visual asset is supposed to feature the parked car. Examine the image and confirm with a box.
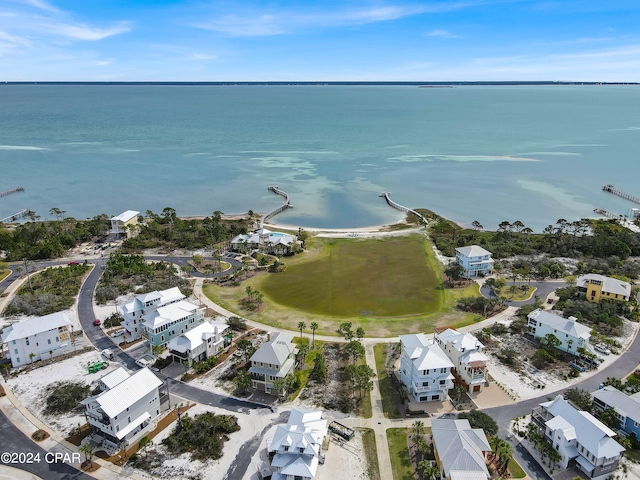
[136,356,154,368]
[594,343,611,355]
[93,318,101,326]
[68,260,80,266]
[110,329,125,338]
[101,349,114,360]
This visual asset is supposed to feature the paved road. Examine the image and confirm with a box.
[0,410,93,479]
[480,280,567,306]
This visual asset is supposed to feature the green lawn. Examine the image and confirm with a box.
[508,458,527,478]
[387,428,414,480]
[203,233,483,337]
[360,428,381,480]
[260,235,442,317]
[0,269,10,283]
[374,343,402,419]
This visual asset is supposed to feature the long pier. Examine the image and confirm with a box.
[379,192,428,225]
[0,209,28,224]
[0,186,24,198]
[260,186,293,228]
[602,184,640,205]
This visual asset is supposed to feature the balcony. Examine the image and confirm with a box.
[87,412,110,427]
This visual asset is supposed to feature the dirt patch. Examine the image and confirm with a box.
[31,429,50,442]
[297,343,360,414]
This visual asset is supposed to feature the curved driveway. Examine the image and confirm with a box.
[480,280,566,306]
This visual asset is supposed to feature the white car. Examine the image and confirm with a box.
[101,349,114,360]
[110,329,125,338]
[135,356,154,368]
[594,344,611,355]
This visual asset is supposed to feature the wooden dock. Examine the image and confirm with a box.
[593,208,624,220]
[0,186,24,198]
[379,192,428,225]
[602,184,640,205]
[0,209,28,224]
[260,186,293,228]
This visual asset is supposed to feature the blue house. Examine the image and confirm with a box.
[592,385,640,439]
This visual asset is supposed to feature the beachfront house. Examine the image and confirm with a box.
[531,395,625,480]
[230,228,298,256]
[82,367,166,452]
[110,210,140,238]
[527,308,592,355]
[249,332,297,395]
[591,386,640,439]
[431,418,491,480]
[435,329,489,393]
[1,311,73,368]
[120,287,205,351]
[267,408,328,480]
[398,333,455,403]
[167,319,229,367]
[455,245,494,278]
[577,274,632,303]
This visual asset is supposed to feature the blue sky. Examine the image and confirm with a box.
[1,0,640,81]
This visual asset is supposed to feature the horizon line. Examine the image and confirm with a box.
[2,81,640,86]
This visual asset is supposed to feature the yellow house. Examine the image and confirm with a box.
[110,210,140,238]
[577,274,632,303]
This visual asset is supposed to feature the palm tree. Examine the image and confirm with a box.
[497,440,513,474]
[412,420,425,438]
[310,322,319,348]
[79,443,94,468]
[297,321,306,338]
[418,460,439,480]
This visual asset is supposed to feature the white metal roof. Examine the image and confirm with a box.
[399,334,454,370]
[111,210,140,223]
[592,386,640,423]
[431,419,490,478]
[528,309,591,339]
[142,300,200,330]
[1,311,72,343]
[437,329,484,352]
[115,411,150,440]
[578,274,632,297]
[99,367,131,390]
[95,368,162,418]
[250,332,296,366]
[455,245,492,258]
[167,320,228,353]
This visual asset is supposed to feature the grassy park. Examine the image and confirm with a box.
[203,233,482,337]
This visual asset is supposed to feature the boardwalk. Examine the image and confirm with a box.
[260,185,293,228]
[602,184,640,205]
[0,209,28,224]
[379,192,428,224]
[0,186,24,198]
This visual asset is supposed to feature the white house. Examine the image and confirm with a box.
[527,309,592,354]
[577,274,632,303]
[531,395,625,480]
[455,245,494,278]
[435,329,489,393]
[167,319,229,367]
[431,418,491,480]
[110,210,140,238]
[249,332,297,394]
[1,311,73,368]
[268,408,328,480]
[230,228,298,255]
[398,333,455,403]
[82,367,165,451]
[120,287,205,351]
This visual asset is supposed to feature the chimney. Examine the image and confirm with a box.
[568,316,577,323]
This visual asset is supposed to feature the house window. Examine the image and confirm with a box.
[25,339,29,346]
[48,339,51,345]
[14,349,18,354]
[55,337,59,342]
[440,380,446,385]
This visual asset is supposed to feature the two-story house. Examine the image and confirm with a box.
[120,287,205,351]
[110,210,140,238]
[531,395,625,480]
[268,408,328,480]
[398,333,455,403]
[455,245,494,278]
[435,328,489,393]
[1,311,72,368]
[167,319,229,367]
[249,332,297,395]
[577,274,632,303]
[527,309,592,355]
[230,228,298,256]
[82,367,165,451]
[592,386,640,439]
[431,418,491,480]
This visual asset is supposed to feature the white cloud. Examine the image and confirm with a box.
[426,29,460,38]
[188,52,218,61]
[42,21,131,41]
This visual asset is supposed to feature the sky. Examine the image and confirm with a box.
[1,0,640,81]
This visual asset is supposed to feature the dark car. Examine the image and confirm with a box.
[68,260,80,266]
[94,318,101,326]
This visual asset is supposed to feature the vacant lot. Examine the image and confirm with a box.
[259,235,442,317]
[203,233,482,337]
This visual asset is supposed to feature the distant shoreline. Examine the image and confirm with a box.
[2,81,639,86]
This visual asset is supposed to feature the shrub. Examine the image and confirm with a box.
[227,316,247,331]
[457,410,498,436]
[44,381,90,414]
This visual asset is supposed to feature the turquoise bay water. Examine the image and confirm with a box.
[1,84,639,231]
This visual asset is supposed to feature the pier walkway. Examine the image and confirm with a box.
[0,209,28,224]
[260,185,293,228]
[602,184,640,205]
[379,192,428,224]
[0,186,24,198]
